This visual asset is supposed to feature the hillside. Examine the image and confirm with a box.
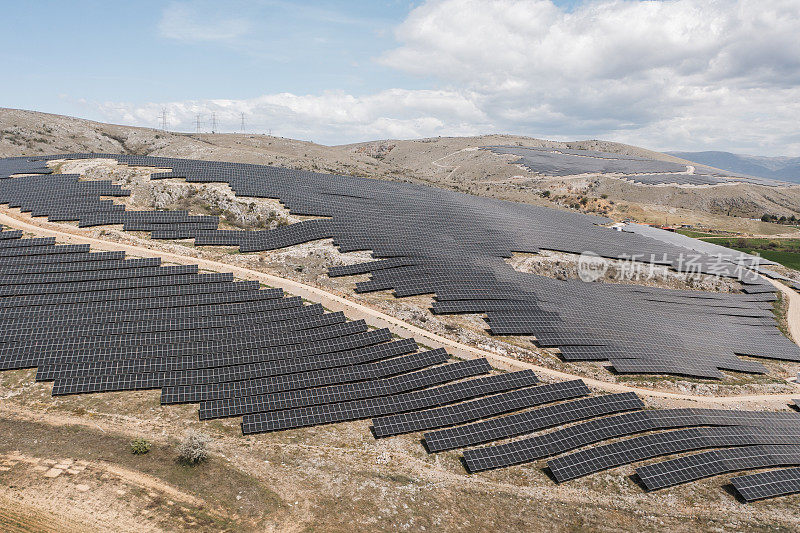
[2,107,800,236]
[669,151,800,183]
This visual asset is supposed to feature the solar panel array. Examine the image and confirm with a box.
[4,154,800,503]
[1,225,800,501]
[366,376,800,501]
[483,145,791,186]
[483,145,689,175]
[732,467,800,501]
[636,445,800,491]
[2,153,796,379]
[371,378,591,438]
[547,425,800,483]
[619,173,727,186]
[0,230,562,441]
[462,408,800,472]
[422,391,644,452]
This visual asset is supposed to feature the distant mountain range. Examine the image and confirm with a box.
[667,151,800,183]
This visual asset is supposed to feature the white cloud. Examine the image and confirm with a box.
[158,2,252,43]
[383,0,800,85]
[379,0,800,155]
[91,89,489,144]
[92,1,800,155]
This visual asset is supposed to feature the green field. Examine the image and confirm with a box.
[746,250,800,270]
[675,229,727,239]
[701,237,800,271]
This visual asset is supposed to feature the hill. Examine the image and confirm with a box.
[668,151,800,183]
[3,107,800,236]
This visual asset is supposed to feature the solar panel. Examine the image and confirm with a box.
[424,392,643,452]
[372,379,585,438]
[547,426,800,482]
[2,152,795,380]
[241,370,538,434]
[637,445,800,491]
[462,408,800,473]
[732,466,800,501]
[160,338,420,404]
[2,154,800,504]
[198,355,484,420]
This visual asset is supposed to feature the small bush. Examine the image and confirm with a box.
[130,437,151,455]
[178,430,212,465]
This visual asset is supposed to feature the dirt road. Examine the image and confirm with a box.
[1,208,799,406]
[768,278,800,343]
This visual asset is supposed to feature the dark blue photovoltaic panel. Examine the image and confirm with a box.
[1,154,799,503]
[732,466,800,501]
[1,153,795,379]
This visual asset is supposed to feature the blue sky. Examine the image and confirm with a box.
[2,2,412,107]
[2,1,798,155]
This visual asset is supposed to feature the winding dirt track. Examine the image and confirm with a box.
[1,208,799,406]
[768,278,800,344]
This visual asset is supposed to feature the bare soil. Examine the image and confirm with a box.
[3,371,800,533]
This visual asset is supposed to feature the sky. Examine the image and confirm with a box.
[1,0,799,155]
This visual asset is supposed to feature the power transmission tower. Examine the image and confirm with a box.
[211,113,217,134]
[195,114,202,134]
[240,112,246,133]
[160,108,169,131]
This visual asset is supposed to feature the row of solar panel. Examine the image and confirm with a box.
[6,157,800,502]
[0,234,593,477]
[7,153,796,381]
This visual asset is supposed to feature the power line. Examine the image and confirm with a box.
[159,108,169,131]
[211,112,217,134]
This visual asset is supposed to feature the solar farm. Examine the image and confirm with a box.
[485,145,793,186]
[1,151,800,519]
[3,153,798,379]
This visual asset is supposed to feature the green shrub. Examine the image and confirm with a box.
[130,437,151,455]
